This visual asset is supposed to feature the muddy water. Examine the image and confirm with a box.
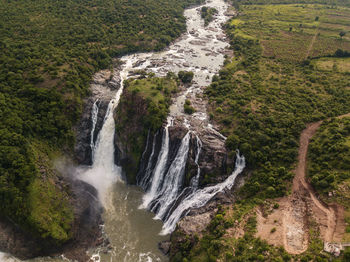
[96,183,168,261]
[2,0,231,261]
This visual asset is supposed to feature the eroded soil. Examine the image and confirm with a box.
[256,114,350,254]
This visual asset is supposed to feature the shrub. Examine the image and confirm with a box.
[178,71,194,83]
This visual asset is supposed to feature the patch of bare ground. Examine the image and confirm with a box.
[224,207,247,240]
[256,114,350,254]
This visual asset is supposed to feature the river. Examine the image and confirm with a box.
[1,0,232,261]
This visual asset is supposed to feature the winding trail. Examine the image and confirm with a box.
[305,29,318,59]
[287,113,350,251]
[290,120,336,249]
[257,113,350,254]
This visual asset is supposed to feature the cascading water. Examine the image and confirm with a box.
[152,132,191,220]
[160,152,245,235]
[90,99,99,160]
[77,59,132,205]
[190,135,202,189]
[138,130,245,237]
[76,59,169,262]
[138,130,159,190]
[141,118,172,209]
[78,94,122,206]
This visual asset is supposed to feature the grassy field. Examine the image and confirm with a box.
[230,4,350,61]
[125,76,178,105]
[314,57,350,72]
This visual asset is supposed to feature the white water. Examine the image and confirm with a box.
[90,99,99,160]
[77,58,134,206]
[153,132,191,220]
[190,135,202,189]
[76,56,168,262]
[78,98,121,206]
[140,117,172,209]
[139,131,158,189]
[0,252,19,262]
[161,152,245,235]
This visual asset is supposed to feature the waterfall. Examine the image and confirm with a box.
[138,130,159,190]
[160,152,245,235]
[78,67,129,205]
[139,130,245,236]
[78,98,121,206]
[152,132,191,220]
[140,117,173,209]
[190,135,202,189]
[90,99,99,160]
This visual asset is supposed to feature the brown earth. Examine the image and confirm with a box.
[256,114,350,254]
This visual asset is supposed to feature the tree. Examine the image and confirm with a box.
[178,71,194,83]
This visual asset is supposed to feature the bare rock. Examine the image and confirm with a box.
[158,241,171,255]
[177,212,212,235]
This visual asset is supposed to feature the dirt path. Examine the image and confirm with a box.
[256,114,350,254]
[305,29,318,59]
[292,121,337,243]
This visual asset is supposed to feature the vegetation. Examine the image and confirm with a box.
[308,117,350,242]
[175,0,350,261]
[233,0,350,6]
[207,2,350,201]
[172,206,292,261]
[0,0,202,244]
[200,6,218,26]
[178,71,195,83]
[115,74,178,183]
[184,99,196,114]
[122,75,178,130]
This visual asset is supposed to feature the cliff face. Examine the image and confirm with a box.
[0,173,103,262]
[186,127,233,187]
[113,89,154,184]
[74,69,121,166]
[114,91,234,189]
[113,76,177,184]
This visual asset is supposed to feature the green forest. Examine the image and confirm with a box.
[0,0,202,244]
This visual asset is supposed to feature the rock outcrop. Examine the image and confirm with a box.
[74,69,120,165]
[188,127,233,187]
[113,89,154,184]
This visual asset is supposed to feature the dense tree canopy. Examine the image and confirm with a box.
[0,0,202,243]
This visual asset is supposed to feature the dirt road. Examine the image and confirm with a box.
[256,114,350,254]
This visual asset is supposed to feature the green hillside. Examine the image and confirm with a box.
[173,0,350,261]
